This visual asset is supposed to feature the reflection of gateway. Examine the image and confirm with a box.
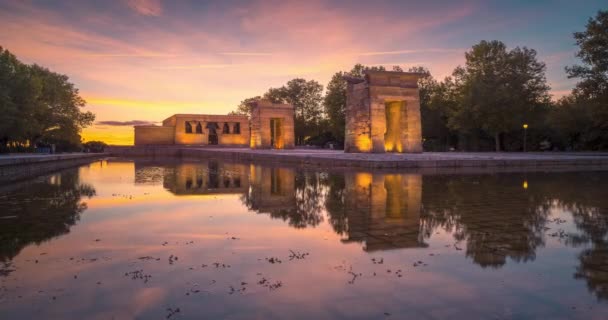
[247,165,295,213]
[342,173,425,251]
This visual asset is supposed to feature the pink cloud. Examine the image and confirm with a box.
[125,0,162,16]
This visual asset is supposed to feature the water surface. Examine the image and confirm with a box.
[1,159,607,319]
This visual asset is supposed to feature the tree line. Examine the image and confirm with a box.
[0,46,95,153]
[232,10,608,151]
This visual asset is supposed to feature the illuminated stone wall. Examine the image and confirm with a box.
[165,114,250,146]
[134,114,249,146]
[344,71,423,153]
[134,126,175,145]
[249,100,295,149]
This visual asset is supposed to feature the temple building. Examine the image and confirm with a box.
[344,71,424,153]
[134,100,294,149]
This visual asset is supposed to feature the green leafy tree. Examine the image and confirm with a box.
[0,46,95,152]
[0,47,26,148]
[548,96,593,150]
[564,10,608,149]
[406,66,461,150]
[82,140,108,153]
[228,96,261,117]
[448,41,550,151]
[323,64,387,144]
[267,79,324,145]
[323,71,347,142]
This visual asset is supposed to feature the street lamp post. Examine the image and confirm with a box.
[523,123,528,152]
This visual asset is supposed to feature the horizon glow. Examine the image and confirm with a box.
[0,0,603,145]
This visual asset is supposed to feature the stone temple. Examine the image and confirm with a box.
[344,71,423,153]
[134,100,294,149]
[134,70,423,153]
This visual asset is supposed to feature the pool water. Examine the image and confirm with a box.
[0,159,607,319]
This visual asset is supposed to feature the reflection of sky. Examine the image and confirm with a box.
[0,160,607,319]
[0,0,605,144]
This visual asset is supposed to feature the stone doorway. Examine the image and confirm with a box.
[270,118,284,149]
[384,101,405,152]
[207,122,219,145]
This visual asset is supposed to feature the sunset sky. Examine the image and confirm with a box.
[0,0,605,145]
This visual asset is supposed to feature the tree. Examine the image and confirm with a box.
[269,79,324,145]
[83,140,108,153]
[323,64,387,144]
[448,41,550,151]
[323,71,347,142]
[0,46,95,152]
[406,66,457,150]
[564,10,608,150]
[228,96,261,117]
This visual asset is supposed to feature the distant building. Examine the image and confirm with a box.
[344,71,424,153]
[134,100,294,149]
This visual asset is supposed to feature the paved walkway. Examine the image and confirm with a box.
[177,148,608,169]
[195,148,608,160]
[0,153,104,166]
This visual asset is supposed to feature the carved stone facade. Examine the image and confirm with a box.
[134,101,294,149]
[344,71,423,153]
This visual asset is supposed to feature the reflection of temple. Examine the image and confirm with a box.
[341,172,425,251]
[246,165,296,214]
[162,161,249,195]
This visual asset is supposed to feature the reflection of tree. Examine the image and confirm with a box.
[0,169,95,263]
[420,175,552,268]
[324,173,348,234]
[539,172,608,301]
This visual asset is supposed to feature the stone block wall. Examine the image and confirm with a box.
[344,71,423,153]
[344,82,372,153]
[250,100,295,149]
[134,126,175,146]
[170,114,249,146]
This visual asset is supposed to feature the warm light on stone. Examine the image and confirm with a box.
[133,100,294,150]
[344,71,423,153]
[249,100,295,150]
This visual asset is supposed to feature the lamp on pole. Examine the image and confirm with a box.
[523,123,528,152]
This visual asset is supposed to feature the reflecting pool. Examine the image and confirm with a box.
[1,159,607,319]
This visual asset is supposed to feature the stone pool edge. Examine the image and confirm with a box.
[107,146,608,170]
[0,153,106,183]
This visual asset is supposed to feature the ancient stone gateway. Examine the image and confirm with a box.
[249,100,295,149]
[344,71,423,153]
